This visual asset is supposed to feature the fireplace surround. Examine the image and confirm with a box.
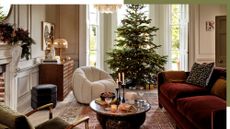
[0,45,19,110]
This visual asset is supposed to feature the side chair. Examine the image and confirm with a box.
[0,103,89,129]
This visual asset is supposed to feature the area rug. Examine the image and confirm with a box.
[59,89,176,129]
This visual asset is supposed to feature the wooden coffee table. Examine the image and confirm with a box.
[90,100,151,129]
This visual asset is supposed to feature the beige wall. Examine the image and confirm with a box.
[189,4,227,68]
[6,5,80,67]
[59,5,79,67]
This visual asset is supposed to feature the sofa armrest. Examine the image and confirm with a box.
[157,71,188,86]
[211,108,226,129]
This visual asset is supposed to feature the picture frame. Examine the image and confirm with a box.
[205,21,215,31]
[42,21,54,50]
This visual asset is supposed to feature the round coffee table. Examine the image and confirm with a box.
[90,100,151,129]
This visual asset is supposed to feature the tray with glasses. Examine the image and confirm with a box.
[95,92,117,106]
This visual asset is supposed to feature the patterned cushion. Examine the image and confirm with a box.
[186,62,214,87]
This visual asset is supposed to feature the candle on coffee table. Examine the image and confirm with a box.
[110,104,117,113]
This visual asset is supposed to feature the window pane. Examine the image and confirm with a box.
[89,50,96,66]
[87,5,100,67]
[90,26,97,50]
[117,5,149,26]
[89,13,98,25]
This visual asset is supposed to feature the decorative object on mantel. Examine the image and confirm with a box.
[0,23,35,60]
[94,4,122,13]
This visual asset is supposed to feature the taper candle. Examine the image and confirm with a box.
[122,72,125,84]
[118,73,121,82]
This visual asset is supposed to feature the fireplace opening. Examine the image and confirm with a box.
[0,65,6,104]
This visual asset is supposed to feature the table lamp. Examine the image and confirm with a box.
[53,38,68,59]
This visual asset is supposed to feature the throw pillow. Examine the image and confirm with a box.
[186,62,214,87]
[210,78,226,100]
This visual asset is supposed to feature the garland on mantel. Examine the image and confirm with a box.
[0,23,35,60]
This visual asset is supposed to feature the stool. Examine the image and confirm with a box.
[31,84,57,109]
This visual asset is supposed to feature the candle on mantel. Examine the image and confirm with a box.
[118,73,121,82]
[122,72,125,84]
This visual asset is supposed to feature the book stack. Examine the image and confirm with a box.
[42,59,60,64]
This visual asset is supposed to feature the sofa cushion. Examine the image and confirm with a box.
[210,78,226,100]
[176,96,226,129]
[0,104,34,129]
[186,62,214,87]
[160,83,208,102]
[35,117,69,129]
[0,123,9,129]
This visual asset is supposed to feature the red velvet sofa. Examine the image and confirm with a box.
[158,67,226,129]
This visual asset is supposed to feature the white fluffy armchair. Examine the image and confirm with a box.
[72,66,117,104]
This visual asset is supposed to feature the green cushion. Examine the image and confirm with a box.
[0,123,9,129]
[35,117,69,129]
[0,104,34,129]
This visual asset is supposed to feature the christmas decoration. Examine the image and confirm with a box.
[0,23,35,60]
[106,4,167,86]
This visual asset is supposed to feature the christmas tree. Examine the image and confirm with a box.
[106,4,167,86]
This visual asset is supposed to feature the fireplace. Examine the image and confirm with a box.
[0,65,6,103]
[0,45,19,110]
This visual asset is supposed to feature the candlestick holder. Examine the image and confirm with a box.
[115,88,120,104]
[121,84,126,103]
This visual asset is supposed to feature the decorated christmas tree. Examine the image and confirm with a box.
[106,4,167,86]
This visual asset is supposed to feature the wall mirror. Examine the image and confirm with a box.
[0,1,12,22]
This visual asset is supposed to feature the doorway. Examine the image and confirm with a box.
[215,16,226,68]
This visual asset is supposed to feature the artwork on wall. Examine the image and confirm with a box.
[205,21,215,31]
[42,21,54,50]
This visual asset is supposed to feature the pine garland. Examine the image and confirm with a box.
[0,23,35,60]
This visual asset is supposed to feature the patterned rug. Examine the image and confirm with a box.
[59,89,176,129]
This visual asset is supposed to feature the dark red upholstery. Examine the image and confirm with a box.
[160,82,208,102]
[176,96,226,129]
[157,67,226,129]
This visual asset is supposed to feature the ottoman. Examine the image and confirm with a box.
[31,84,57,109]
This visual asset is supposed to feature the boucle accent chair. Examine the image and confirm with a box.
[72,66,117,104]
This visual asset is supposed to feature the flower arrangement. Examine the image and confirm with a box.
[0,23,35,60]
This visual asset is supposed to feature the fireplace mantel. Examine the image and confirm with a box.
[0,44,18,110]
[0,45,12,65]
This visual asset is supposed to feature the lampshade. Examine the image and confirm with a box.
[94,4,122,13]
[53,39,68,48]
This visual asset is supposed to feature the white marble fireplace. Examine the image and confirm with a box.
[0,44,39,112]
[0,45,18,110]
